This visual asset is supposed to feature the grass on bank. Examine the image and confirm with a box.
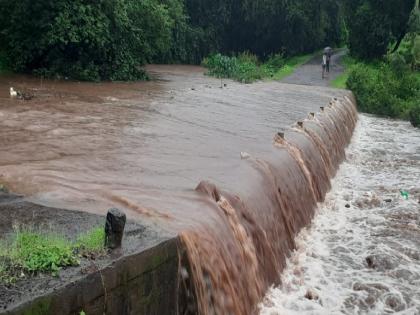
[347,60,420,127]
[270,53,316,80]
[330,56,356,89]
[0,227,105,284]
[202,51,317,83]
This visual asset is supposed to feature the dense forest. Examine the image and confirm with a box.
[0,0,343,80]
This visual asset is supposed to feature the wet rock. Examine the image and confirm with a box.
[365,254,398,271]
[105,208,126,249]
[304,288,319,300]
[385,294,405,312]
[352,282,390,308]
[355,193,381,209]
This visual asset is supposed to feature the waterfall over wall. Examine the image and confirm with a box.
[179,95,358,315]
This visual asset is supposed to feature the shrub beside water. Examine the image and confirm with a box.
[203,52,314,83]
[346,60,420,127]
[203,53,268,83]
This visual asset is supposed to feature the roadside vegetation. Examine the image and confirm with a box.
[0,227,105,284]
[330,55,355,89]
[202,52,316,83]
[338,0,420,127]
[347,57,420,127]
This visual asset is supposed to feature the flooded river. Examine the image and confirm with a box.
[260,115,420,315]
[0,65,345,226]
[1,65,398,314]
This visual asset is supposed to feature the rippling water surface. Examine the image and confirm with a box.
[0,65,344,227]
[259,114,420,315]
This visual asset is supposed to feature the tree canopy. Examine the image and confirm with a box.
[1,0,417,80]
[0,0,346,80]
[343,0,416,60]
[0,0,176,80]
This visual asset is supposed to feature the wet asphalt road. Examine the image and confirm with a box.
[282,49,346,87]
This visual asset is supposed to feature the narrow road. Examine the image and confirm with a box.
[282,49,346,87]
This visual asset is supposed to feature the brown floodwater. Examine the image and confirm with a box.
[0,65,357,314]
[0,65,346,226]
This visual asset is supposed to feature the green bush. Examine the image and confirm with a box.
[235,61,265,83]
[203,52,269,83]
[265,53,286,70]
[203,53,239,78]
[347,61,420,126]
[203,51,318,83]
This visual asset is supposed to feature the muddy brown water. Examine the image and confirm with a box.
[0,65,357,314]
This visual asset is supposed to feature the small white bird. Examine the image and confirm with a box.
[10,87,17,97]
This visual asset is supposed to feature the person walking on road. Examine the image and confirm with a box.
[324,46,333,74]
[322,53,327,79]
[326,53,331,73]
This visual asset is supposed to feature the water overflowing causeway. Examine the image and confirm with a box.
[0,66,359,313]
[260,115,420,315]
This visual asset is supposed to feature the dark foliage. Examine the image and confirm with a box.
[347,61,420,127]
[0,0,175,80]
[184,0,344,61]
[343,0,415,60]
[0,0,345,80]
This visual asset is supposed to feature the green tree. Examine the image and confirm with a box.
[0,0,176,80]
[343,0,415,60]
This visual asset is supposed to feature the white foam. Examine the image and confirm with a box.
[259,114,420,315]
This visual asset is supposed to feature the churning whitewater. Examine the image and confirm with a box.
[259,114,420,315]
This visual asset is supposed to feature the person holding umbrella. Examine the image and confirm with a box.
[322,52,328,79]
[324,47,333,73]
